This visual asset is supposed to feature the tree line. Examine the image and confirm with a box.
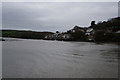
[1,30,54,39]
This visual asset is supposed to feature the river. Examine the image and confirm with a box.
[2,38,119,78]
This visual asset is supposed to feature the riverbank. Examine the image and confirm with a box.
[1,37,120,46]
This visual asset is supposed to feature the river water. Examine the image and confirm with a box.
[2,38,119,78]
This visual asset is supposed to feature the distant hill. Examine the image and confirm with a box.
[1,29,54,39]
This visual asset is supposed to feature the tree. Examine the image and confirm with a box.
[71,30,86,41]
[91,21,95,26]
[56,31,59,33]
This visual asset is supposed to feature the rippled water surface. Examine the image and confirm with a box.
[2,38,119,78]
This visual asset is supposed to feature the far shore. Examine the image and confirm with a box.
[1,37,120,45]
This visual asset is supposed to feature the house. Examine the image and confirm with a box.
[44,33,73,41]
[85,28,95,41]
[71,26,86,33]
[44,34,53,40]
[62,34,73,41]
[44,33,58,40]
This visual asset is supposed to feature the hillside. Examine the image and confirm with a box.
[92,17,120,31]
[1,30,54,39]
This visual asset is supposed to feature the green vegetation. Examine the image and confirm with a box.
[93,17,120,31]
[1,30,54,39]
[70,30,86,41]
[92,17,120,42]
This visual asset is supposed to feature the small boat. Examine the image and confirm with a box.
[2,38,5,41]
[0,38,5,41]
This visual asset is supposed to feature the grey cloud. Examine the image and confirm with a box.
[2,2,118,32]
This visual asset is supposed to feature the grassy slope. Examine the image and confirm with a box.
[1,30,54,39]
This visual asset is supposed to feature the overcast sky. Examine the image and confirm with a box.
[2,2,118,32]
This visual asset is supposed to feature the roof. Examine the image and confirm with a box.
[73,26,84,29]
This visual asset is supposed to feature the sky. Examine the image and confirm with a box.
[1,0,120,2]
[2,2,118,32]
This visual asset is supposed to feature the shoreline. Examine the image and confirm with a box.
[1,37,120,45]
